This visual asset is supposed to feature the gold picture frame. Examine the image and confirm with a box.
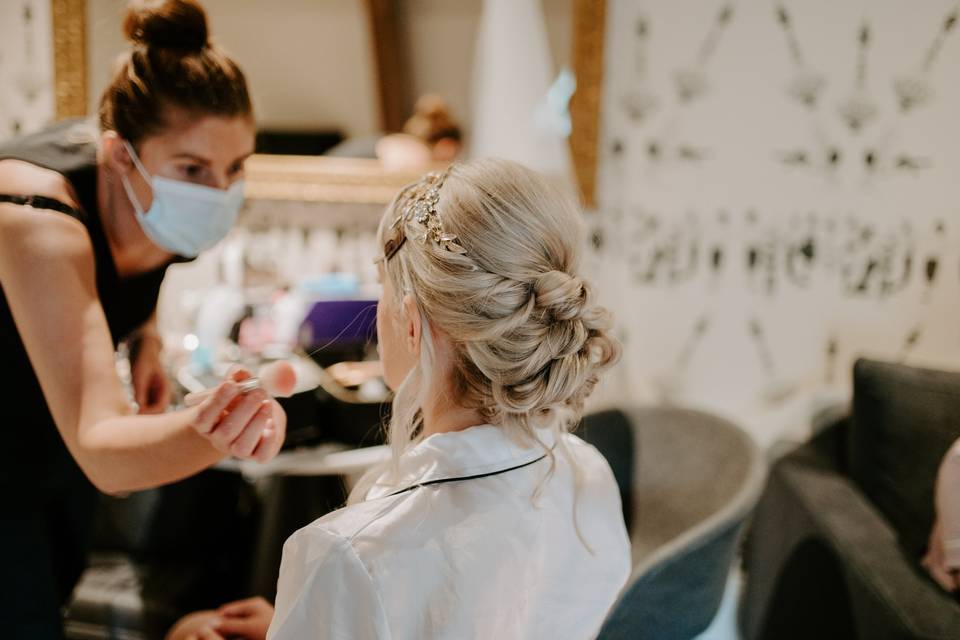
[52,0,88,120]
[243,155,440,205]
[51,0,606,207]
[569,0,606,208]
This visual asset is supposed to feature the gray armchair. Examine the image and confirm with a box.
[739,359,960,640]
[577,407,767,640]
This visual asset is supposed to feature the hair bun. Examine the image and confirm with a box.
[123,0,209,53]
[534,270,586,322]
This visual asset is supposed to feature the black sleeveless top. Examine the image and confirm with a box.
[0,119,178,503]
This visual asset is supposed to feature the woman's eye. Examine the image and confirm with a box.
[179,164,207,182]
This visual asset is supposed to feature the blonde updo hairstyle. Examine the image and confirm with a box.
[352,159,620,504]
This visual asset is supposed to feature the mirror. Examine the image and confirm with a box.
[51,0,606,205]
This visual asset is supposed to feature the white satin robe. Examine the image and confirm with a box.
[267,424,631,639]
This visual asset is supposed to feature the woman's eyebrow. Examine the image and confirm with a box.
[171,152,212,165]
[171,151,252,167]
[230,151,254,166]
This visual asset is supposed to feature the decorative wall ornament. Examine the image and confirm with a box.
[591,1,960,427]
[0,1,55,137]
[893,4,958,112]
[775,4,827,109]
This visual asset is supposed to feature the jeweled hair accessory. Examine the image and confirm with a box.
[383,167,466,261]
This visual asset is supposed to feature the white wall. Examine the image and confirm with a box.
[86,0,571,139]
[588,0,960,443]
[87,0,380,137]
[0,0,54,138]
[404,0,571,140]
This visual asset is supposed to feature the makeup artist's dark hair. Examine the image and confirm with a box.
[98,0,252,145]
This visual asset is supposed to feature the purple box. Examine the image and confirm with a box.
[299,299,379,350]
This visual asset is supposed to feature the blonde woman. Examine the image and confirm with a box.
[170,159,630,640]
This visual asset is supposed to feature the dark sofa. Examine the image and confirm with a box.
[740,359,960,640]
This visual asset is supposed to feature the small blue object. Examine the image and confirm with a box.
[535,68,576,138]
[297,273,360,298]
[189,345,215,375]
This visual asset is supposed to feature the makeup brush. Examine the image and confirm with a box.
[184,360,297,407]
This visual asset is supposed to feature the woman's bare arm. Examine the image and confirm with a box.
[0,173,283,493]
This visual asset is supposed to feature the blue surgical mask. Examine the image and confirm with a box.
[121,140,245,257]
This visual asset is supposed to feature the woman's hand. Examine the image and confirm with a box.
[214,597,275,640]
[165,610,224,640]
[189,369,286,463]
[922,518,960,592]
[131,334,171,414]
[165,598,275,640]
[924,439,960,593]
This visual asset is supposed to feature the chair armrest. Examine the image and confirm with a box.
[809,398,849,438]
[741,449,960,640]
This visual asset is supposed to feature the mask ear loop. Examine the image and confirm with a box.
[120,140,153,216]
[122,140,153,180]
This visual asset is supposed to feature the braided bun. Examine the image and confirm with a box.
[534,270,587,322]
[477,273,617,430]
[378,158,621,444]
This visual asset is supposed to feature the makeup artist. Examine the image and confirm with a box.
[0,1,285,636]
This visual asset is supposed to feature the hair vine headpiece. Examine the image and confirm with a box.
[383,166,466,261]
